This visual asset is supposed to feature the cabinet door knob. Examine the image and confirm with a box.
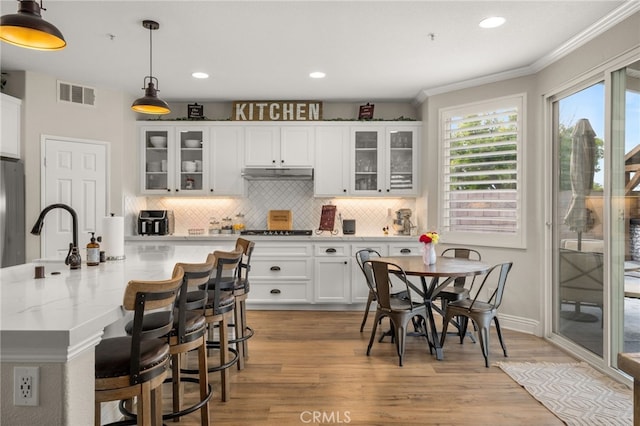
[270,289,281,294]
[400,248,411,254]
[343,189,347,193]
[378,189,382,192]
[386,189,390,192]
[210,189,214,192]
[166,189,171,192]
[175,189,179,192]
[344,261,347,265]
[270,266,281,271]
[326,248,337,253]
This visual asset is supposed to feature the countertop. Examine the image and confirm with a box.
[0,244,236,362]
[1,235,420,361]
[125,233,419,243]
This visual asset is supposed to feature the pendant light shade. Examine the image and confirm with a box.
[131,20,170,115]
[0,0,66,50]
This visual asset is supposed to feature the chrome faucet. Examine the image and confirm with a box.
[31,203,82,269]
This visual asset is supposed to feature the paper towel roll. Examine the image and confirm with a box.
[101,216,125,260]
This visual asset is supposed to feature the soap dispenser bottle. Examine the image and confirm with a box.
[86,232,101,266]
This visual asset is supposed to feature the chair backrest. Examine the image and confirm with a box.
[122,266,184,383]
[365,259,416,311]
[173,259,216,342]
[441,247,482,288]
[469,262,513,310]
[205,249,243,309]
[235,237,256,284]
[355,249,381,292]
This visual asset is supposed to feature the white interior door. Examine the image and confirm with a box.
[42,137,107,259]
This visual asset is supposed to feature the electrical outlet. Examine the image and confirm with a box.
[14,366,39,406]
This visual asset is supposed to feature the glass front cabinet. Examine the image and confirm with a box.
[350,124,419,196]
[140,126,208,195]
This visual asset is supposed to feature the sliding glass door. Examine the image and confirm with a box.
[550,58,640,368]
[552,82,605,358]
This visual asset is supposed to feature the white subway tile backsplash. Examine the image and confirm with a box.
[127,181,417,236]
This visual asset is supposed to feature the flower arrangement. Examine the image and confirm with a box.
[419,231,439,245]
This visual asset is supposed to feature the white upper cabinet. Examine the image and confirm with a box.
[139,125,209,195]
[314,125,349,196]
[139,123,246,196]
[1,93,21,159]
[350,124,419,196]
[244,124,314,167]
[175,126,208,195]
[140,125,174,194]
[209,125,245,196]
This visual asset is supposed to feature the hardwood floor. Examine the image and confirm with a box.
[168,310,576,425]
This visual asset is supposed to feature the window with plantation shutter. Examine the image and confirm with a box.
[439,94,526,248]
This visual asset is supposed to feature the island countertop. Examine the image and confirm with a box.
[0,243,236,362]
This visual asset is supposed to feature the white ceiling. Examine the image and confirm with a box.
[1,1,637,103]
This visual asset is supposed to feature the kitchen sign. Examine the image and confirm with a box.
[232,101,322,121]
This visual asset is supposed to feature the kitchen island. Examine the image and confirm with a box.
[0,243,236,425]
[1,235,419,424]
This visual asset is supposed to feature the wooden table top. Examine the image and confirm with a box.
[377,255,491,278]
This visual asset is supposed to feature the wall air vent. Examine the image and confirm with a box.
[57,80,96,106]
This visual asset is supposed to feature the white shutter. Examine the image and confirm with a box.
[439,94,525,248]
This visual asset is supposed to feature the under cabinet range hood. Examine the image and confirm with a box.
[241,167,314,180]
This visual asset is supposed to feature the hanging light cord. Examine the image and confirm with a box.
[148,24,153,79]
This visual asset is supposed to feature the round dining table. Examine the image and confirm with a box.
[377,255,491,360]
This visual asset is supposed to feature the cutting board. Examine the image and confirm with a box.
[268,210,293,230]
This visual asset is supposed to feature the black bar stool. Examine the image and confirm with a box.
[119,260,214,424]
[95,267,183,426]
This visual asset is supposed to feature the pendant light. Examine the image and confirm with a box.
[0,0,66,50]
[131,20,170,115]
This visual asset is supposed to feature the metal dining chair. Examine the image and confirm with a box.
[440,262,513,367]
[364,259,431,366]
[355,248,382,332]
[436,247,482,341]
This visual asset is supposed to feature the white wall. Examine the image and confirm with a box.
[18,70,136,262]
[418,11,640,335]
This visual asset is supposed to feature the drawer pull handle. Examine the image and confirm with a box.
[326,248,337,253]
[270,289,281,294]
[270,266,281,271]
[400,248,411,254]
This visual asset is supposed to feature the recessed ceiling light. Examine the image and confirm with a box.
[479,16,505,29]
[309,71,326,79]
[192,72,209,79]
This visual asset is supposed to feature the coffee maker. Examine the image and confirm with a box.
[392,208,415,235]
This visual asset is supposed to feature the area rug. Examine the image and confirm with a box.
[495,361,632,425]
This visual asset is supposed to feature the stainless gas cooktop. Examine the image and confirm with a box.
[240,230,313,236]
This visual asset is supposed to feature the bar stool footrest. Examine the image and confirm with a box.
[181,346,239,373]
[117,377,213,422]
[227,324,255,344]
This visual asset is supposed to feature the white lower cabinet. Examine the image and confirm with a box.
[388,242,423,256]
[314,243,351,303]
[248,243,312,304]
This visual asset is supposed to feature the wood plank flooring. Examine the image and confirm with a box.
[167,310,576,425]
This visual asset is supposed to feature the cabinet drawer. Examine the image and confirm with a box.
[253,243,312,257]
[249,282,310,303]
[314,244,350,256]
[251,258,312,280]
[388,243,423,256]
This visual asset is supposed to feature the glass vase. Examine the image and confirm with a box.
[423,243,437,265]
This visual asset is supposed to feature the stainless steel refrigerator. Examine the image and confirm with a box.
[1,157,25,267]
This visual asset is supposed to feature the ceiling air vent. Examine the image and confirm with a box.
[57,80,96,106]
